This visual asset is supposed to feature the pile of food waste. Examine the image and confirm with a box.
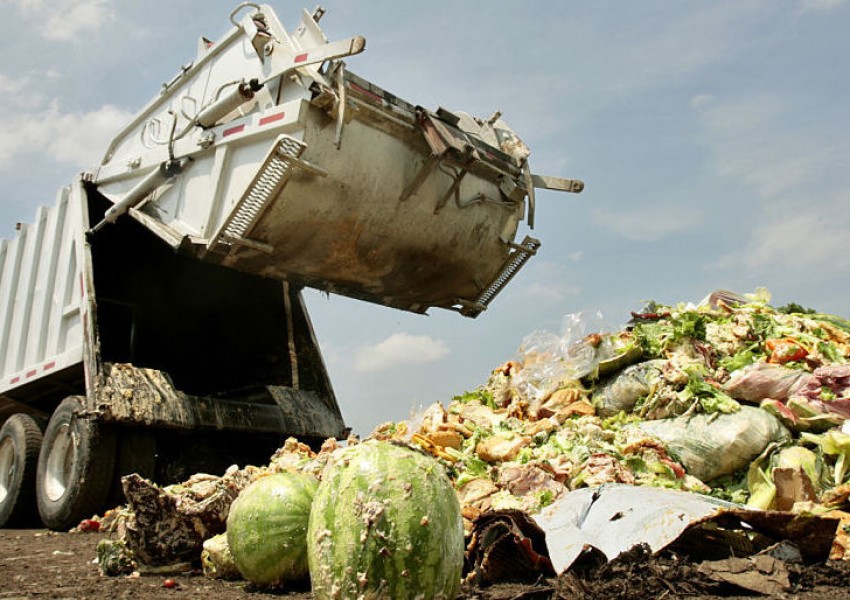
[91,289,850,598]
[400,290,850,520]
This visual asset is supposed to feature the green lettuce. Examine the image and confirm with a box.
[801,430,850,486]
[681,367,740,414]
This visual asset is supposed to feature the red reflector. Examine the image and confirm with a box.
[350,82,383,104]
[294,53,309,63]
[259,112,285,126]
[10,377,20,384]
[44,361,56,371]
[223,124,246,137]
[26,370,37,378]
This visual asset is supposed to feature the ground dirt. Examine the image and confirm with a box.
[1,529,849,599]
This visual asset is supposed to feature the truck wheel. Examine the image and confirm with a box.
[0,414,44,527]
[36,396,116,530]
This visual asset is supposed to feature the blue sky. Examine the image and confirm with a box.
[1,1,848,435]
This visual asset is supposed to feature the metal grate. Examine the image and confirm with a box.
[462,236,541,317]
[210,135,305,254]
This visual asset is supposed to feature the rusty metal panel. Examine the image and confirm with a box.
[203,111,523,314]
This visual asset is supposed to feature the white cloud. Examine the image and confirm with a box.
[592,203,704,242]
[713,198,850,271]
[689,94,714,111]
[691,89,850,277]
[692,93,785,136]
[520,281,582,306]
[798,0,847,12]
[0,73,25,95]
[0,101,133,169]
[1,0,114,41]
[513,261,582,306]
[352,333,450,373]
[691,92,850,199]
[576,4,768,101]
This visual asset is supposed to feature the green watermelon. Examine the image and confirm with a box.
[226,472,317,587]
[308,440,464,600]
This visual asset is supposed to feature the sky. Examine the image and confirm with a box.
[1,0,848,435]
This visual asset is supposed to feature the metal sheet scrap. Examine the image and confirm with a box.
[467,484,840,580]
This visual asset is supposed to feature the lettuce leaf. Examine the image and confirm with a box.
[801,430,850,486]
[681,367,740,414]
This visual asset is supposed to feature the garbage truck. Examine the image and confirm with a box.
[0,2,583,529]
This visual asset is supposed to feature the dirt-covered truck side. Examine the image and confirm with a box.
[0,2,582,529]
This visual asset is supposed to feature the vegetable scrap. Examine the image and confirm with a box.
[94,288,850,597]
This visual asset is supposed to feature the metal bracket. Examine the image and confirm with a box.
[261,35,365,86]
[531,174,584,194]
[399,154,440,203]
[522,161,536,229]
[333,62,347,149]
[219,234,274,254]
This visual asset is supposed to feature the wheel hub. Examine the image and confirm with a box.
[43,423,76,503]
[0,437,15,504]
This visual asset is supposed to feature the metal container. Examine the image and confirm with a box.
[92,3,582,316]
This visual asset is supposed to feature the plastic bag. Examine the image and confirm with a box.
[635,406,791,482]
[511,330,567,402]
[512,311,615,402]
[723,362,815,403]
[560,311,616,379]
[592,360,666,417]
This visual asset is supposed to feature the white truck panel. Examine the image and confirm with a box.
[0,184,86,394]
[7,208,47,375]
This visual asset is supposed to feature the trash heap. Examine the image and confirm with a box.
[393,290,850,525]
[95,289,850,595]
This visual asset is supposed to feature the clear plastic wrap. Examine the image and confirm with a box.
[512,311,617,402]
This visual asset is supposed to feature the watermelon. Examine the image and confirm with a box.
[226,472,317,587]
[308,440,464,600]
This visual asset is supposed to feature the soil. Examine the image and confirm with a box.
[2,528,849,600]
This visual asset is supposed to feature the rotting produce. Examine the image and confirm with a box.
[0,1,583,531]
[227,472,316,587]
[89,289,850,598]
[308,441,465,600]
[2,0,848,596]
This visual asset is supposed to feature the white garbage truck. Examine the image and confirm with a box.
[0,3,583,529]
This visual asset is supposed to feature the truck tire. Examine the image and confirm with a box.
[0,414,44,527]
[36,396,116,530]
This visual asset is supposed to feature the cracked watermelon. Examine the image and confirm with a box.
[308,440,464,600]
[226,472,317,587]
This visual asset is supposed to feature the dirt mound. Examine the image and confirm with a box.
[460,544,850,600]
